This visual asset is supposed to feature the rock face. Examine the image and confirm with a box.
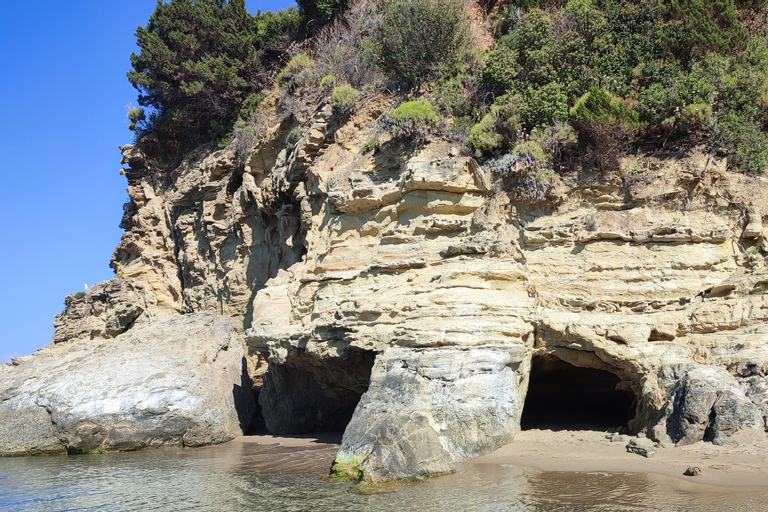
[0,313,254,455]
[7,99,768,481]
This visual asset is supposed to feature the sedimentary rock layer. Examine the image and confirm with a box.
[7,103,767,483]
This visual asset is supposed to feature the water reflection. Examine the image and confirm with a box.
[0,440,765,512]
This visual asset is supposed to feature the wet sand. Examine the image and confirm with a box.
[233,429,768,489]
[232,433,343,448]
[471,429,768,488]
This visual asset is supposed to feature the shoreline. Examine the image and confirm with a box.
[229,429,768,489]
[467,429,768,488]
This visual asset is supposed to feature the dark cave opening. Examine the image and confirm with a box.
[252,350,376,436]
[520,355,636,431]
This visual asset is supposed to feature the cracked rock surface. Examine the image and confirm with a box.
[4,103,768,482]
[0,313,254,455]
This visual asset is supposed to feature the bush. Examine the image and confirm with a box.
[570,87,640,169]
[519,82,568,129]
[314,0,385,88]
[378,0,470,86]
[482,44,519,95]
[529,122,578,171]
[379,100,440,141]
[298,0,350,22]
[487,141,561,204]
[467,97,523,155]
[278,54,316,92]
[320,74,338,95]
[679,103,715,134]
[331,84,361,118]
[432,76,477,118]
[127,108,147,132]
[715,110,768,173]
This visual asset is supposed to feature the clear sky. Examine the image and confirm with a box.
[0,0,297,363]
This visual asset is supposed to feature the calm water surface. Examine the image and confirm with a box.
[1,439,765,511]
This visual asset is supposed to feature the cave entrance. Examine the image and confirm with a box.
[520,355,636,431]
[254,350,376,436]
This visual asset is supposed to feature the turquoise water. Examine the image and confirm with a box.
[1,440,765,511]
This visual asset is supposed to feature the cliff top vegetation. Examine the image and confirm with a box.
[127,0,768,174]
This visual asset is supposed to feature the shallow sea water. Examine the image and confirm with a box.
[1,440,766,512]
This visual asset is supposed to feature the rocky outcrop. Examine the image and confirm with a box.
[0,313,254,455]
[241,131,768,482]
[11,98,768,482]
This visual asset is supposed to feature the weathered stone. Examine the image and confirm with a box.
[0,314,254,455]
[626,438,657,458]
[27,114,768,484]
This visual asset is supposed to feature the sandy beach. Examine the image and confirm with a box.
[232,429,768,489]
[471,429,768,488]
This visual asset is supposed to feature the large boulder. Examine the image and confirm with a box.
[0,313,255,455]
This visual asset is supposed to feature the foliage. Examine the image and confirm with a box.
[297,0,350,21]
[379,100,440,141]
[661,0,750,61]
[570,86,640,169]
[127,108,147,132]
[128,0,301,152]
[278,54,316,92]
[331,84,361,117]
[468,96,523,155]
[314,0,385,88]
[378,0,470,86]
[320,74,338,94]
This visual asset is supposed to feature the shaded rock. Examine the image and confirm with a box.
[0,313,254,455]
[662,366,764,446]
[684,466,702,476]
[626,438,657,458]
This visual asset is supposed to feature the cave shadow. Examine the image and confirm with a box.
[521,355,636,432]
[232,357,260,435]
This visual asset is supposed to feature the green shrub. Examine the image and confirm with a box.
[679,103,715,134]
[379,100,440,141]
[432,76,476,118]
[487,141,561,203]
[519,82,569,129]
[482,45,519,95]
[570,87,639,137]
[298,0,350,21]
[467,97,523,155]
[468,112,503,155]
[127,108,146,132]
[530,122,578,170]
[715,110,768,173]
[378,0,470,86]
[570,87,640,169]
[331,84,361,118]
[320,75,338,95]
[661,0,749,62]
[278,55,316,92]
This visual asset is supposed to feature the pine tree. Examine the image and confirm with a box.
[128,0,299,151]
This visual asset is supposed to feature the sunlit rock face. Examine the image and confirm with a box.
[14,103,768,481]
[0,314,255,455]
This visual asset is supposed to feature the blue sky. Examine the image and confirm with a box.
[0,0,296,363]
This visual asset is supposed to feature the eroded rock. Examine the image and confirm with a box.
[0,313,254,455]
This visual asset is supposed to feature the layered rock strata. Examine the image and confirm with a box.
[4,103,768,483]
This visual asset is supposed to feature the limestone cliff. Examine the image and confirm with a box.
[3,98,768,483]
